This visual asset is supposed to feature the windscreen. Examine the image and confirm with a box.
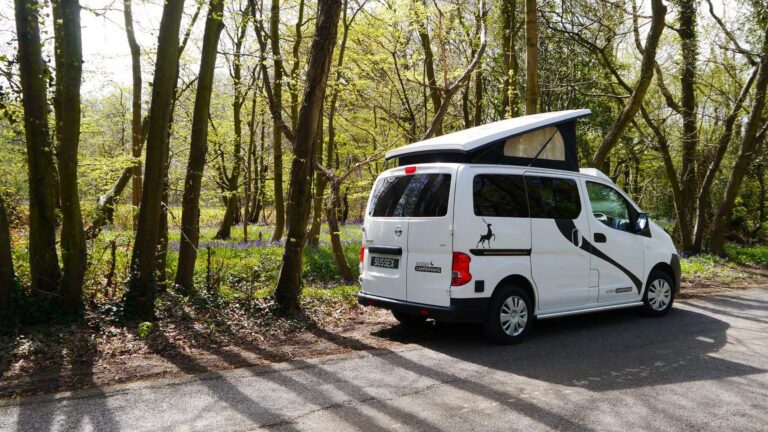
[368,174,451,217]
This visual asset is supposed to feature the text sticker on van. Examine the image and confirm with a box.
[415,261,442,273]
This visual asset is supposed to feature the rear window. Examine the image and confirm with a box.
[525,176,581,219]
[473,174,529,217]
[369,174,451,217]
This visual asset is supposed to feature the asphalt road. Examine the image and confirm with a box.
[1,288,767,431]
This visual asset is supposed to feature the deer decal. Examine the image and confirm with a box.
[476,218,496,248]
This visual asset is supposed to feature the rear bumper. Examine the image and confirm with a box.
[358,292,489,322]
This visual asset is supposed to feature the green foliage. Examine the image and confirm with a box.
[137,321,155,338]
[1,0,768,326]
[680,254,740,280]
[725,245,768,267]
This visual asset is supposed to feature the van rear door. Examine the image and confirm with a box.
[361,172,410,301]
[361,166,456,306]
[405,167,456,307]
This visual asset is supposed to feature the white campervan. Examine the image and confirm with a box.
[358,110,680,344]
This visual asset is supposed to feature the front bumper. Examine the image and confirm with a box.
[358,292,489,322]
[671,253,681,292]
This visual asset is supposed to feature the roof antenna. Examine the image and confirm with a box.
[527,128,560,167]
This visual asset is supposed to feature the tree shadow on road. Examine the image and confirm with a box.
[201,340,442,431]
[306,324,595,431]
[685,293,768,325]
[13,333,118,432]
[145,331,304,431]
[369,301,765,392]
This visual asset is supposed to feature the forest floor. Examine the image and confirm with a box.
[1,251,768,400]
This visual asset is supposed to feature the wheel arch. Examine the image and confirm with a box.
[492,274,537,312]
[649,262,677,293]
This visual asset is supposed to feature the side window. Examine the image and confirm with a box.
[473,174,529,218]
[525,176,581,219]
[586,182,634,232]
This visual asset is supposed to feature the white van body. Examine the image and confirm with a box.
[358,111,679,342]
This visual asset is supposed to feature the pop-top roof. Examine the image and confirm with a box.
[385,109,591,160]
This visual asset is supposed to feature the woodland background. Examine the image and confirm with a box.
[1,0,768,326]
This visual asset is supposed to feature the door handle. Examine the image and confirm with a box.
[594,233,607,243]
[571,228,579,246]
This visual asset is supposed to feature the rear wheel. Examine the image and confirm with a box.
[641,271,675,316]
[392,310,428,326]
[483,286,533,344]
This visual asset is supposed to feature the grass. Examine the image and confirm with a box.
[680,254,746,282]
[8,205,363,310]
[8,203,768,305]
[679,246,768,292]
[724,244,768,267]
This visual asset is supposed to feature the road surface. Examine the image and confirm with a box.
[1,288,767,431]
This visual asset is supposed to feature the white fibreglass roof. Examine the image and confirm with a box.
[385,109,591,160]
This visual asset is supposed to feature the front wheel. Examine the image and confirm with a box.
[641,271,675,316]
[483,286,533,344]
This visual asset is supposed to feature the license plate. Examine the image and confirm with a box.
[370,256,399,269]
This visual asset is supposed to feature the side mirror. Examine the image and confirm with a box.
[635,213,649,233]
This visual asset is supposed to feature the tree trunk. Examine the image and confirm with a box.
[289,0,306,129]
[308,0,354,247]
[252,108,267,224]
[642,109,694,251]
[124,0,185,320]
[174,1,223,293]
[752,165,767,240]
[244,83,258,243]
[677,0,699,252]
[326,180,354,281]
[461,81,471,128]
[341,192,349,224]
[52,0,86,317]
[691,66,758,252]
[709,26,768,254]
[308,114,325,247]
[591,0,666,169]
[14,0,61,294]
[270,0,286,242]
[473,65,483,126]
[415,0,443,135]
[124,0,143,220]
[87,168,132,239]
[420,2,488,140]
[85,117,149,240]
[215,14,249,240]
[0,194,15,308]
[273,0,342,311]
[524,0,538,114]
[155,181,169,289]
[501,0,519,117]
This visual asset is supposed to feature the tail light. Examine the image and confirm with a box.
[360,246,365,263]
[451,252,472,286]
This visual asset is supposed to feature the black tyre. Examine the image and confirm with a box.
[641,270,675,316]
[483,286,533,344]
[392,310,428,326]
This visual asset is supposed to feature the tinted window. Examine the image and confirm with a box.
[369,174,451,217]
[525,176,581,219]
[586,182,634,232]
[473,174,528,217]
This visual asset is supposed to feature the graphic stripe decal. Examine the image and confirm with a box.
[469,249,531,256]
[554,219,643,293]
